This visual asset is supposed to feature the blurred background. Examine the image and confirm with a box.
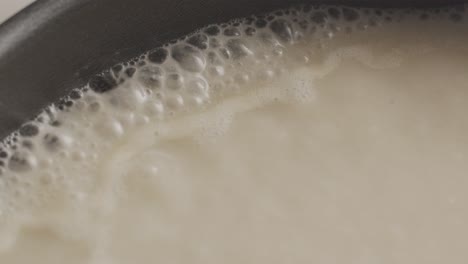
[0,0,35,23]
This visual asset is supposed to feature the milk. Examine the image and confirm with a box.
[0,5,468,263]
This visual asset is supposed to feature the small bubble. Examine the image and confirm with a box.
[138,66,164,89]
[187,34,209,50]
[89,102,101,112]
[112,64,123,73]
[57,100,67,110]
[171,44,207,72]
[207,51,222,64]
[273,47,284,56]
[110,85,148,110]
[19,123,39,137]
[97,118,124,138]
[245,27,256,36]
[209,38,221,48]
[209,65,225,76]
[219,47,231,59]
[270,19,294,43]
[0,151,6,158]
[224,27,241,36]
[259,33,283,48]
[145,101,165,117]
[245,17,255,25]
[148,48,168,64]
[204,25,220,36]
[166,73,185,90]
[69,89,82,100]
[342,7,360,21]
[187,77,209,96]
[89,72,117,93]
[8,151,38,172]
[125,67,136,77]
[50,120,60,127]
[226,39,253,59]
[255,19,268,28]
[166,94,185,110]
[43,134,62,152]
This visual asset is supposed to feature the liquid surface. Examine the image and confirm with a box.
[1,5,468,264]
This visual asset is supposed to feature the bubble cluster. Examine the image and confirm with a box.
[0,3,465,221]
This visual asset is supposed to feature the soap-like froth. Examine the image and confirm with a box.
[0,4,467,262]
[0,4,460,178]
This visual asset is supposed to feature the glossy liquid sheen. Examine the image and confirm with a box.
[0,5,468,264]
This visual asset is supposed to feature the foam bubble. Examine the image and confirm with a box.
[204,25,220,36]
[147,48,169,64]
[171,44,207,72]
[18,123,39,138]
[165,73,184,90]
[226,39,253,59]
[186,34,209,50]
[89,72,118,93]
[7,151,38,172]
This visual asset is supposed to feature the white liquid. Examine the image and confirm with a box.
[1,5,468,264]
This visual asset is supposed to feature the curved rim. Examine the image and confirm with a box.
[1,0,464,61]
[0,0,82,57]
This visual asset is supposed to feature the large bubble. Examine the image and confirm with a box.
[171,44,207,72]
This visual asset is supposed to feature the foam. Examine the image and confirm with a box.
[0,0,464,217]
[0,3,467,263]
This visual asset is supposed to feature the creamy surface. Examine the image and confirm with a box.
[1,5,468,264]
